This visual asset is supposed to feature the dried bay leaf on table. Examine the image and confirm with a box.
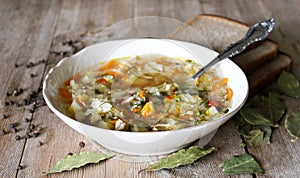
[258,125,272,144]
[277,71,300,98]
[242,93,285,126]
[240,105,276,127]
[219,153,264,175]
[285,109,300,142]
[140,146,217,171]
[243,130,264,147]
[44,152,115,174]
[233,100,274,146]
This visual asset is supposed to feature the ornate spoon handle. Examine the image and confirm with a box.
[192,18,275,79]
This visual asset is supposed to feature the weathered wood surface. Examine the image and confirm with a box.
[0,0,300,178]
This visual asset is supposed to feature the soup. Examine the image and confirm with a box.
[58,54,232,132]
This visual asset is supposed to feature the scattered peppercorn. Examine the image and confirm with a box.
[28,108,35,113]
[0,129,6,135]
[22,99,29,106]
[8,101,15,105]
[2,114,9,119]
[13,128,18,133]
[19,88,24,93]
[10,123,16,128]
[17,165,23,170]
[68,152,73,156]
[38,141,43,146]
[6,92,11,97]
[15,135,21,140]
[32,132,39,138]
[39,59,46,63]
[24,118,30,122]
[30,73,37,78]
[79,141,85,148]
[25,133,31,138]
[29,124,35,130]
[26,62,34,68]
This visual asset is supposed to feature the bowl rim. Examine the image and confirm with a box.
[43,38,249,136]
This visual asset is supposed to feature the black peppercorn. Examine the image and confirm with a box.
[30,73,37,78]
[28,108,35,113]
[26,62,34,68]
[13,128,18,133]
[79,141,85,148]
[22,99,29,106]
[32,132,39,138]
[24,118,30,122]
[68,152,73,156]
[25,133,31,138]
[0,129,6,135]
[10,123,16,128]
[15,135,21,140]
[29,124,35,130]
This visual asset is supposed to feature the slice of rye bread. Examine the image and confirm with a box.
[170,14,292,95]
[248,53,292,96]
[170,14,279,73]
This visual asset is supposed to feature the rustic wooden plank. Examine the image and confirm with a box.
[166,121,251,178]
[16,0,110,177]
[0,1,61,177]
[227,0,300,177]
[260,0,300,80]
[53,0,108,36]
[198,0,226,16]
[1,1,299,177]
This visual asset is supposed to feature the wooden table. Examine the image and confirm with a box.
[1,0,300,177]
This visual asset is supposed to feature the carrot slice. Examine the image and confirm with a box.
[139,91,145,98]
[73,73,81,82]
[59,88,72,104]
[99,60,116,71]
[226,87,233,100]
[106,71,118,76]
[140,102,155,117]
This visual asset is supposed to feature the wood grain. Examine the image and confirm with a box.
[0,0,300,178]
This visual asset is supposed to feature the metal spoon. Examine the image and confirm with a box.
[191,18,275,80]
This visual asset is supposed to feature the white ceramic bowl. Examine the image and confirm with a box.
[43,39,248,156]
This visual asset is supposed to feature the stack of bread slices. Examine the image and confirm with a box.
[170,14,292,96]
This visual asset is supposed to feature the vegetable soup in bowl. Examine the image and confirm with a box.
[43,39,248,155]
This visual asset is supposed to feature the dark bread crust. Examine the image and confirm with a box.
[248,53,292,96]
[170,14,291,95]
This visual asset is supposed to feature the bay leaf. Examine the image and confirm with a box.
[285,109,300,142]
[44,152,115,174]
[277,71,300,98]
[219,153,264,175]
[243,130,264,147]
[267,92,286,124]
[240,105,276,127]
[247,93,285,125]
[141,146,216,171]
[259,126,272,144]
[232,112,248,127]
